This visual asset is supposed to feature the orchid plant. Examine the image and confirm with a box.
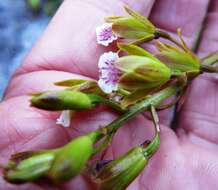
[3,6,218,190]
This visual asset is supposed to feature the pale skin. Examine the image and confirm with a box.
[1,0,218,189]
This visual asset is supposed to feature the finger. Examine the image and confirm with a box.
[0,96,69,160]
[3,70,89,99]
[5,0,155,100]
[0,177,41,190]
[150,0,210,46]
[14,0,155,79]
[177,0,218,149]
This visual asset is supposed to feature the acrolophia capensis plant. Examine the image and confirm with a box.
[3,6,218,190]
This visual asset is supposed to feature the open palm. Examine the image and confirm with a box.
[1,0,218,189]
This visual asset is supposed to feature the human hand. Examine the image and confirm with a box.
[1,0,218,189]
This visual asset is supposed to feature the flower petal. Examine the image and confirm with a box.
[56,110,72,128]
[98,79,118,94]
[98,52,119,94]
[98,51,119,68]
[96,23,118,46]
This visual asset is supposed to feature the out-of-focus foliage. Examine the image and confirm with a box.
[27,0,61,16]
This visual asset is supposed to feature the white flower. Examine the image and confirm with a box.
[98,52,119,94]
[96,23,118,46]
[56,110,72,128]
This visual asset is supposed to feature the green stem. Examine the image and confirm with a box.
[154,30,185,51]
[201,64,218,73]
[88,94,126,113]
[102,99,126,113]
[90,85,179,157]
[92,134,113,156]
[87,131,104,143]
[143,105,160,158]
[201,51,218,66]
[104,85,179,134]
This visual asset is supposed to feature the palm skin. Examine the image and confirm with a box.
[1,0,218,189]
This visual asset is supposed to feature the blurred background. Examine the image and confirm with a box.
[0,0,61,98]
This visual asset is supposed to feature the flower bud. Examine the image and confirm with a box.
[55,79,106,97]
[116,44,172,108]
[47,132,100,183]
[96,147,147,190]
[3,151,55,184]
[116,55,171,91]
[156,41,200,75]
[4,131,103,185]
[95,133,160,190]
[105,6,155,43]
[30,90,94,111]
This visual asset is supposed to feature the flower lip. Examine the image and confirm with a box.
[96,23,118,46]
[98,52,120,94]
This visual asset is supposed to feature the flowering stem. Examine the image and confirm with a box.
[89,85,179,157]
[104,85,179,134]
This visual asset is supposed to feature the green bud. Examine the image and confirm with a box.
[30,90,94,111]
[55,80,106,97]
[95,133,160,190]
[47,132,101,183]
[116,44,172,108]
[156,41,200,75]
[3,151,55,184]
[118,43,157,58]
[54,79,88,87]
[96,147,147,190]
[4,131,103,185]
[105,6,155,43]
[116,55,171,91]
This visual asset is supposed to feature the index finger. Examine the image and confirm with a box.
[15,0,155,78]
[4,0,155,99]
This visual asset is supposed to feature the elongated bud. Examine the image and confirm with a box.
[116,55,171,91]
[94,106,160,190]
[4,131,103,185]
[47,131,101,183]
[116,44,172,108]
[95,133,160,190]
[105,6,155,43]
[156,40,200,76]
[3,151,55,184]
[95,147,147,190]
[31,90,95,111]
